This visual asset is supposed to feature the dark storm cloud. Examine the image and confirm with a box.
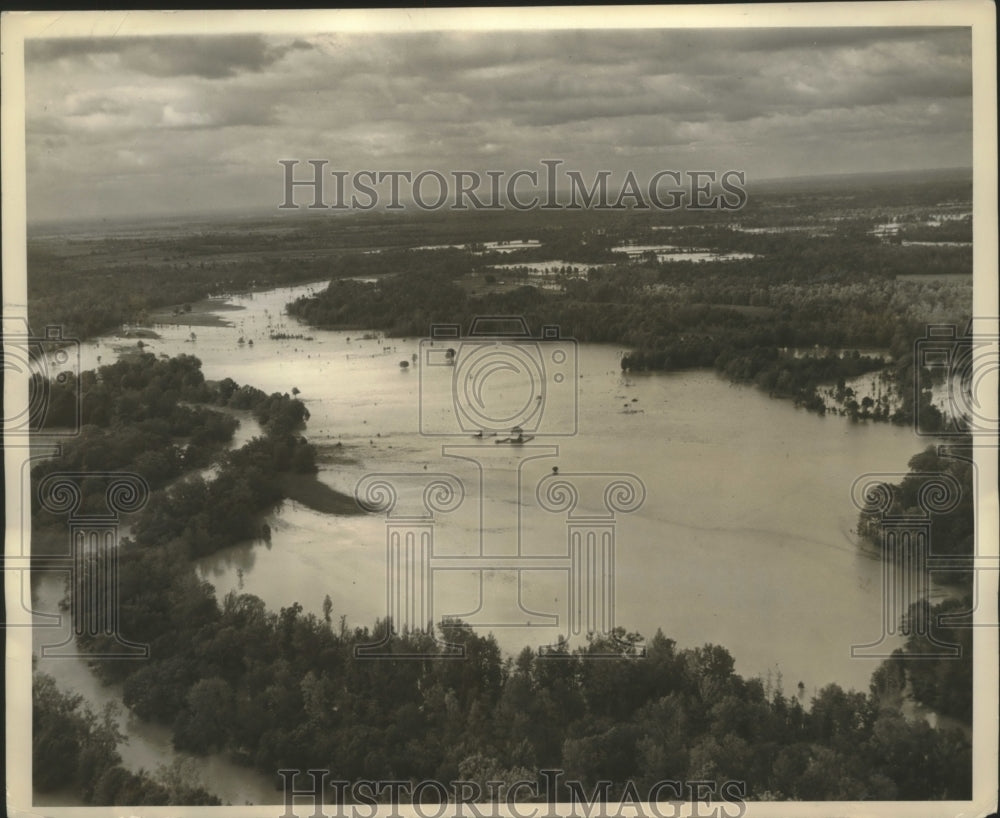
[382,27,969,76]
[689,26,968,52]
[26,34,311,79]
[23,24,974,221]
[305,27,969,130]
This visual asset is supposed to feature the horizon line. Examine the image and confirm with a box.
[26,164,973,230]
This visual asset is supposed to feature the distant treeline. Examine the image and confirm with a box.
[27,249,327,341]
[288,245,970,425]
[28,170,970,343]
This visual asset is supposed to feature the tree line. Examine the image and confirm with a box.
[33,672,220,805]
[64,578,975,802]
[31,353,319,560]
[30,356,973,804]
[287,249,969,426]
[854,443,974,723]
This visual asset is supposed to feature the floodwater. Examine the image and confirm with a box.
[611,244,755,262]
[32,281,947,804]
[490,260,602,273]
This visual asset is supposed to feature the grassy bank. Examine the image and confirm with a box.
[277,472,361,515]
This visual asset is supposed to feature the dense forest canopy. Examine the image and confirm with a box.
[29,353,975,805]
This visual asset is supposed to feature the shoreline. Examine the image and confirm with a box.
[149,297,245,328]
[276,471,362,516]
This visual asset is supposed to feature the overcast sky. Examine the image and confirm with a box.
[24,27,972,223]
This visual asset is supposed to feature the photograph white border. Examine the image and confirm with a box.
[3,4,997,817]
